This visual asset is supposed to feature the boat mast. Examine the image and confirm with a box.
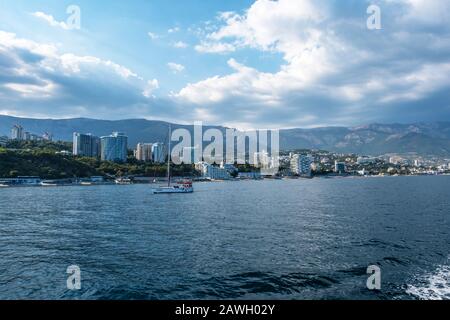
[167,125,171,187]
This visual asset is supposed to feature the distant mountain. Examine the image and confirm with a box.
[280,123,450,156]
[1,115,450,156]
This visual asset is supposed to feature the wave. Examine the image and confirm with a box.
[406,259,450,300]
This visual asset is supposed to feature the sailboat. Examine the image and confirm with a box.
[153,125,194,194]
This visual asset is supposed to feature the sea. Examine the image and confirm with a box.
[0,175,449,300]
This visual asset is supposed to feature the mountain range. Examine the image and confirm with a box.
[1,115,450,157]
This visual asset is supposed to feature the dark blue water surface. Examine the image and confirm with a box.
[0,176,449,300]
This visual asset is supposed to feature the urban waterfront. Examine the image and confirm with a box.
[0,176,449,300]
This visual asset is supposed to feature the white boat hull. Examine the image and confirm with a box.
[153,186,193,194]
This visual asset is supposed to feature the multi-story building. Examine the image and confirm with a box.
[101,132,128,162]
[152,143,165,163]
[290,154,313,177]
[0,136,8,147]
[195,162,231,180]
[334,161,346,174]
[254,151,271,169]
[220,162,238,174]
[135,143,153,162]
[414,159,423,167]
[11,125,24,140]
[29,133,42,141]
[73,133,101,158]
[389,156,404,165]
[42,132,53,141]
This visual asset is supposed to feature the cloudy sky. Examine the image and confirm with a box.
[0,0,449,129]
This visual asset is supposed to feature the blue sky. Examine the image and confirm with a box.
[0,0,450,129]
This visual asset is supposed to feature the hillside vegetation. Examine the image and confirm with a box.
[0,141,198,179]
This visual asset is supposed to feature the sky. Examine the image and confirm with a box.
[0,0,449,129]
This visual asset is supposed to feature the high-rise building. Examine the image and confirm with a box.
[152,143,165,163]
[101,132,128,162]
[73,133,101,158]
[135,143,153,162]
[11,125,24,140]
[290,154,313,177]
[414,159,422,167]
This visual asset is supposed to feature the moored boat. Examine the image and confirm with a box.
[153,180,193,194]
[153,125,194,194]
[115,178,132,185]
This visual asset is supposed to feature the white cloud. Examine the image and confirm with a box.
[0,31,159,118]
[148,32,160,40]
[167,62,185,73]
[32,11,71,30]
[398,0,450,25]
[168,27,180,33]
[143,79,160,98]
[175,59,275,104]
[195,41,236,53]
[172,0,450,127]
[181,0,338,106]
[173,41,188,48]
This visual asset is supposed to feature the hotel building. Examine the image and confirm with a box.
[290,154,313,177]
[135,143,153,162]
[73,133,101,158]
[101,132,128,162]
[152,143,165,163]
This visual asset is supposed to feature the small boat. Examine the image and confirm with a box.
[41,181,59,187]
[153,125,194,194]
[115,178,132,185]
[41,180,74,187]
[0,184,9,188]
[153,180,194,194]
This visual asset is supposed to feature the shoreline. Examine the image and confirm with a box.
[1,173,449,189]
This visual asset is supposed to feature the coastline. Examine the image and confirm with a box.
[1,173,449,189]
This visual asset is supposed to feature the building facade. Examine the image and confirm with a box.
[334,161,346,174]
[290,154,313,177]
[11,125,24,140]
[0,136,8,147]
[135,143,153,162]
[220,162,238,174]
[152,143,165,163]
[195,162,231,180]
[73,133,101,158]
[101,132,128,162]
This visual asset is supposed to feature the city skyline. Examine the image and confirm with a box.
[0,0,450,130]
